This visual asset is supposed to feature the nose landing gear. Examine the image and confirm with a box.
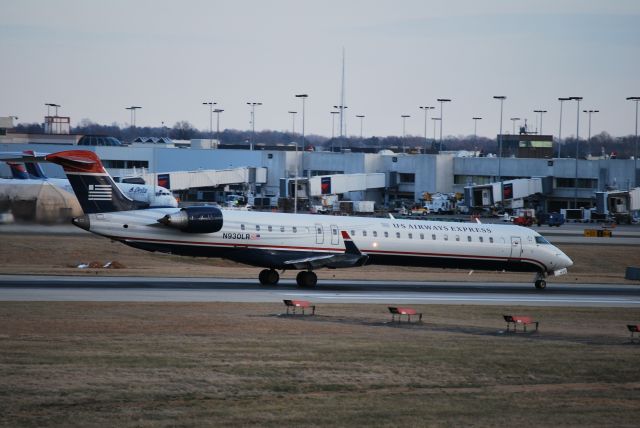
[534,272,547,289]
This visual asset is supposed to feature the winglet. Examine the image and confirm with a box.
[341,230,362,255]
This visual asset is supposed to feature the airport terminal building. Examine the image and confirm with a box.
[1,124,638,215]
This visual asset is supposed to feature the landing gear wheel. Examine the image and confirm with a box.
[296,271,317,288]
[534,279,547,289]
[259,269,280,286]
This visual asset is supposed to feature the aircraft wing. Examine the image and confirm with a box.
[283,231,368,270]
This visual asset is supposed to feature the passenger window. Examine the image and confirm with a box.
[467,236,472,242]
[280,226,285,232]
[268,225,272,232]
[432,234,436,240]
[455,235,460,241]
[317,227,322,234]
[444,234,449,241]
[396,232,401,238]
[351,230,356,236]
[373,231,378,237]
[489,237,494,243]
[408,233,413,239]
[293,227,297,233]
[420,233,424,240]
[241,224,245,230]
[479,236,484,243]
[333,229,338,235]
[362,231,367,237]
[384,231,389,238]
[256,225,260,231]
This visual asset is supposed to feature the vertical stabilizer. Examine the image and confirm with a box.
[45,150,148,213]
[22,150,48,179]
[7,162,29,179]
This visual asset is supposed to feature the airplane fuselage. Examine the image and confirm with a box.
[79,208,573,276]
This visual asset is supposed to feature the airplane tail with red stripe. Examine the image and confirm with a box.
[7,162,29,179]
[22,150,48,179]
[45,150,148,214]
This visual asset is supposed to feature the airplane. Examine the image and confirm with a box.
[2,151,178,208]
[46,149,572,289]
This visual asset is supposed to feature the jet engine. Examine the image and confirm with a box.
[157,206,223,233]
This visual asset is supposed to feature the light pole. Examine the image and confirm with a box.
[294,94,308,214]
[356,115,365,144]
[45,103,60,117]
[246,102,262,150]
[203,101,217,145]
[570,96,583,208]
[125,106,141,128]
[510,117,520,135]
[583,109,599,158]
[431,117,440,146]
[333,105,348,151]
[557,97,570,158]
[329,111,340,148]
[401,115,411,153]
[436,99,451,151]
[213,109,224,142]
[45,103,61,134]
[533,110,547,134]
[472,117,482,150]
[288,110,297,138]
[628,97,640,188]
[330,111,339,151]
[493,96,506,186]
[419,106,435,153]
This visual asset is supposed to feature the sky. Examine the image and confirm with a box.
[1,0,639,139]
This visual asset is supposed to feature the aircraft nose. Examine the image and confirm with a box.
[560,253,573,268]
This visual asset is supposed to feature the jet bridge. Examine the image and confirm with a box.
[307,173,385,196]
[137,167,267,191]
[464,177,549,209]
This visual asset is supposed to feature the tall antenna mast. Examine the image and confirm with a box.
[339,47,346,138]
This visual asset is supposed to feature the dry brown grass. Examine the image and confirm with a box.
[0,302,639,426]
[0,233,639,284]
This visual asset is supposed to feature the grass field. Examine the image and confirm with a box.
[1,302,639,426]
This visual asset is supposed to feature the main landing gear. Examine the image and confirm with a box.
[296,271,317,288]
[534,272,547,290]
[258,269,317,287]
[258,269,280,286]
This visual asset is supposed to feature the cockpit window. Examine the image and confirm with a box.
[535,236,550,245]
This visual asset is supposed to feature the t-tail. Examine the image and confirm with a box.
[7,162,30,179]
[45,150,148,214]
[22,150,48,179]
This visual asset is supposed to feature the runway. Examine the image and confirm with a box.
[1,275,639,307]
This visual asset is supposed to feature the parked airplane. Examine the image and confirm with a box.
[46,149,572,289]
[3,151,178,208]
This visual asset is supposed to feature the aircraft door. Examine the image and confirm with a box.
[509,236,522,259]
[315,223,324,244]
[330,224,339,245]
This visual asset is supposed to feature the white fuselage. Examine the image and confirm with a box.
[0,178,177,208]
[85,208,573,274]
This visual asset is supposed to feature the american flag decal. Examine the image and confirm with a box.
[250,233,260,240]
[88,184,112,201]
